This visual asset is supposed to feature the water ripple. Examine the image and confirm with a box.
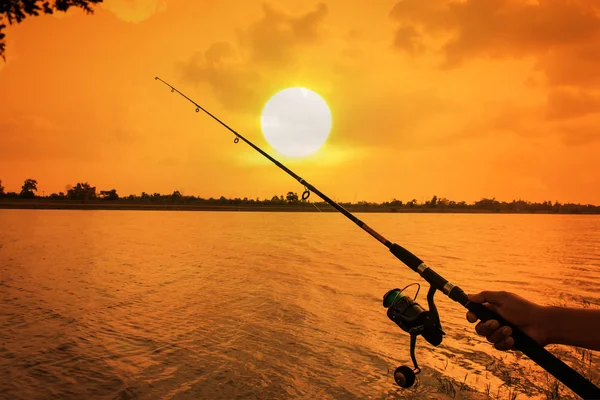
[1,210,598,399]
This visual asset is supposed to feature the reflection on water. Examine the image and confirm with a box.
[0,210,598,399]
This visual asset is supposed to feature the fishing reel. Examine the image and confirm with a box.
[382,283,445,388]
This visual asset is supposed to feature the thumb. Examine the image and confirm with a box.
[468,291,507,307]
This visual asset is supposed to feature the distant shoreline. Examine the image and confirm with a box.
[1,199,598,214]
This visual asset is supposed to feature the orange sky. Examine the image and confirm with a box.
[1,0,599,205]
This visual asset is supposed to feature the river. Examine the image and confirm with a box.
[1,210,598,399]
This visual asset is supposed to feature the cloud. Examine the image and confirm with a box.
[559,120,600,146]
[389,0,600,86]
[331,88,464,150]
[392,24,424,55]
[545,88,600,120]
[538,40,600,87]
[177,2,329,112]
[238,2,328,67]
[443,100,600,147]
[389,0,600,143]
[433,102,539,145]
[0,115,136,162]
[0,115,83,162]
[101,0,167,23]
[179,42,263,112]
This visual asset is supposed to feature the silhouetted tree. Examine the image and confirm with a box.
[19,178,37,198]
[99,189,118,200]
[0,178,4,197]
[1,0,103,60]
[48,192,66,199]
[150,192,160,202]
[286,191,299,203]
[474,197,499,210]
[171,190,182,202]
[67,182,96,201]
[437,197,450,207]
[425,195,438,208]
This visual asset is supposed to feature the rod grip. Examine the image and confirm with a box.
[464,300,600,399]
[464,299,514,327]
[389,243,423,271]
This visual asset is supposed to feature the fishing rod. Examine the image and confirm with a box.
[154,76,600,399]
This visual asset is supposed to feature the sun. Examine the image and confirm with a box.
[260,87,332,157]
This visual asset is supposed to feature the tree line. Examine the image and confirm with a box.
[0,179,117,201]
[1,178,599,214]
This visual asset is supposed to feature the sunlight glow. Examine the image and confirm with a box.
[260,87,332,157]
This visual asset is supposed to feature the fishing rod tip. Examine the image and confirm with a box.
[154,76,159,80]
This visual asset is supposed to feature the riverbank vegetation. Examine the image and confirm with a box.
[1,178,598,214]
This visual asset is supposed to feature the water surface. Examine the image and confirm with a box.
[1,210,598,399]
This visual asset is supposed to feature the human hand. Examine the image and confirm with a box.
[466,291,548,351]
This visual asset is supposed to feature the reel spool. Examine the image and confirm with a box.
[383,284,445,388]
